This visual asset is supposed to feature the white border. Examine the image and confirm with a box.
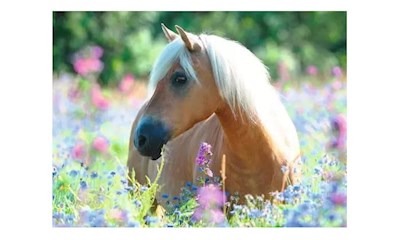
[2,1,400,240]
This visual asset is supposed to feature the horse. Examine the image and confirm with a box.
[127,24,301,207]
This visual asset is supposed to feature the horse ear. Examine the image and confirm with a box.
[175,25,201,52]
[161,23,178,42]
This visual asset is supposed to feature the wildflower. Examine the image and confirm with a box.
[133,199,142,208]
[119,74,135,94]
[196,156,207,165]
[195,142,212,165]
[331,114,347,150]
[72,46,104,76]
[73,58,103,76]
[162,194,169,199]
[192,184,226,225]
[91,85,109,110]
[249,209,263,219]
[71,142,86,160]
[127,221,140,227]
[69,170,78,177]
[209,209,225,223]
[332,79,343,90]
[205,168,213,177]
[92,136,109,153]
[80,180,88,190]
[306,65,318,76]
[109,208,128,223]
[145,216,159,225]
[91,45,103,59]
[173,196,180,201]
[197,184,224,208]
[52,166,58,177]
[314,166,323,175]
[331,66,343,78]
[330,192,346,206]
[79,207,105,227]
[90,171,98,178]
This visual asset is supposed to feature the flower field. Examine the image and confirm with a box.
[52,64,347,227]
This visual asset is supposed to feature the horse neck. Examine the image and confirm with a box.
[215,103,284,168]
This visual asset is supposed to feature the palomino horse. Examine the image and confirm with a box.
[127,24,301,206]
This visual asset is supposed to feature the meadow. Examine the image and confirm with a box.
[52,56,347,227]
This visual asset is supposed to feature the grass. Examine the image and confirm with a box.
[52,73,347,227]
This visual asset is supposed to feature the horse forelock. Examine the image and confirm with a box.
[148,38,198,96]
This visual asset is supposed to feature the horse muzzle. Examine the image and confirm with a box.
[133,116,171,160]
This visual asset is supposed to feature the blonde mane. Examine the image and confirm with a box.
[148,33,298,155]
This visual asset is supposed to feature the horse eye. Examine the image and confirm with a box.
[172,72,187,87]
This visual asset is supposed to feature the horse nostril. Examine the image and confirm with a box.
[138,135,147,147]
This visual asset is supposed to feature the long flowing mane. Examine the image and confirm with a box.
[149,34,297,154]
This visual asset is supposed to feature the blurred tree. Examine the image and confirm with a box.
[53,12,346,86]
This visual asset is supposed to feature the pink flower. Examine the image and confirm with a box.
[92,136,109,153]
[91,85,109,110]
[197,184,225,208]
[306,65,318,76]
[193,207,224,224]
[119,74,135,94]
[332,66,343,78]
[72,45,104,76]
[330,192,347,206]
[332,79,343,90]
[209,209,225,224]
[109,208,128,222]
[71,142,86,160]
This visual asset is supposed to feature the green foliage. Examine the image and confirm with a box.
[53,12,346,85]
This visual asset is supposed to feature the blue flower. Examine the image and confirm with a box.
[162,194,169,199]
[145,216,159,225]
[173,196,180,201]
[69,170,78,177]
[127,221,140,227]
[52,167,58,177]
[80,180,88,190]
[90,171,98,178]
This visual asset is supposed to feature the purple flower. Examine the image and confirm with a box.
[331,114,347,150]
[197,184,225,208]
[91,45,104,59]
[332,66,343,78]
[195,142,212,165]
